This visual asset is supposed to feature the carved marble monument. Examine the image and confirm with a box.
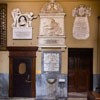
[72,5,91,39]
[38,0,66,49]
[12,8,38,39]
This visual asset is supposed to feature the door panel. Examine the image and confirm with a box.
[68,48,93,92]
[13,57,32,97]
[68,56,76,92]
[77,70,89,92]
[68,70,76,92]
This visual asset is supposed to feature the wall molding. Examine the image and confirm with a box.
[0,0,98,3]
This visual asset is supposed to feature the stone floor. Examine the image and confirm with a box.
[0,97,88,100]
[0,92,87,100]
[68,98,87,100]
[67,92,87,100]
[0,98,87,100]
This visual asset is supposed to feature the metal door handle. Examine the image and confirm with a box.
[25,74,31,83]
[25,80,31,83]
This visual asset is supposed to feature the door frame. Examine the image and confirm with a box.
[7,46,38,97]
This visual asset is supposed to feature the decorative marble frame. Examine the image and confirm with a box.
[42,51,61,73]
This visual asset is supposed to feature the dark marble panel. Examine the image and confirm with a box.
[0,73,9,97]
[36,73,67,99]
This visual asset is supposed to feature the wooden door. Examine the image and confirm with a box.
[7,47,38,97]
[68,48,93,92]
[13,57,32,97]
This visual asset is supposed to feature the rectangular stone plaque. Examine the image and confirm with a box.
[13,27,32,39]
[42,51,61,73]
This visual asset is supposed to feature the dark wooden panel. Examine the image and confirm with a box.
[0,4,7,50]
[68,48,93,92]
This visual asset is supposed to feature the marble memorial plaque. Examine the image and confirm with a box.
[13,27,32,39]
[73,17,89,39]
[42,51,61,72]
[72,5,91,39]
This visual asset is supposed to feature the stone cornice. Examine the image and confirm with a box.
[0,0,99,2]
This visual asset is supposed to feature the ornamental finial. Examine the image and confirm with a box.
[50,0,55,3]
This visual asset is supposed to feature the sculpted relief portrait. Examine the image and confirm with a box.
[42,18,62,36]
[40,18,63,36]
[18,15,28,27]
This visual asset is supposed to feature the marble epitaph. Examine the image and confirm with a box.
[38,0,66,49]
[72,5,91,39]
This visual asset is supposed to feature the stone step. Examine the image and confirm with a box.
[68,98,87,100]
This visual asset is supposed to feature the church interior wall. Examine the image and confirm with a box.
[0,0,100,97]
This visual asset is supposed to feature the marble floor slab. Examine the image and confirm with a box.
[68,98,87,100]
[0,96,87,100]
[0,92,87,100]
